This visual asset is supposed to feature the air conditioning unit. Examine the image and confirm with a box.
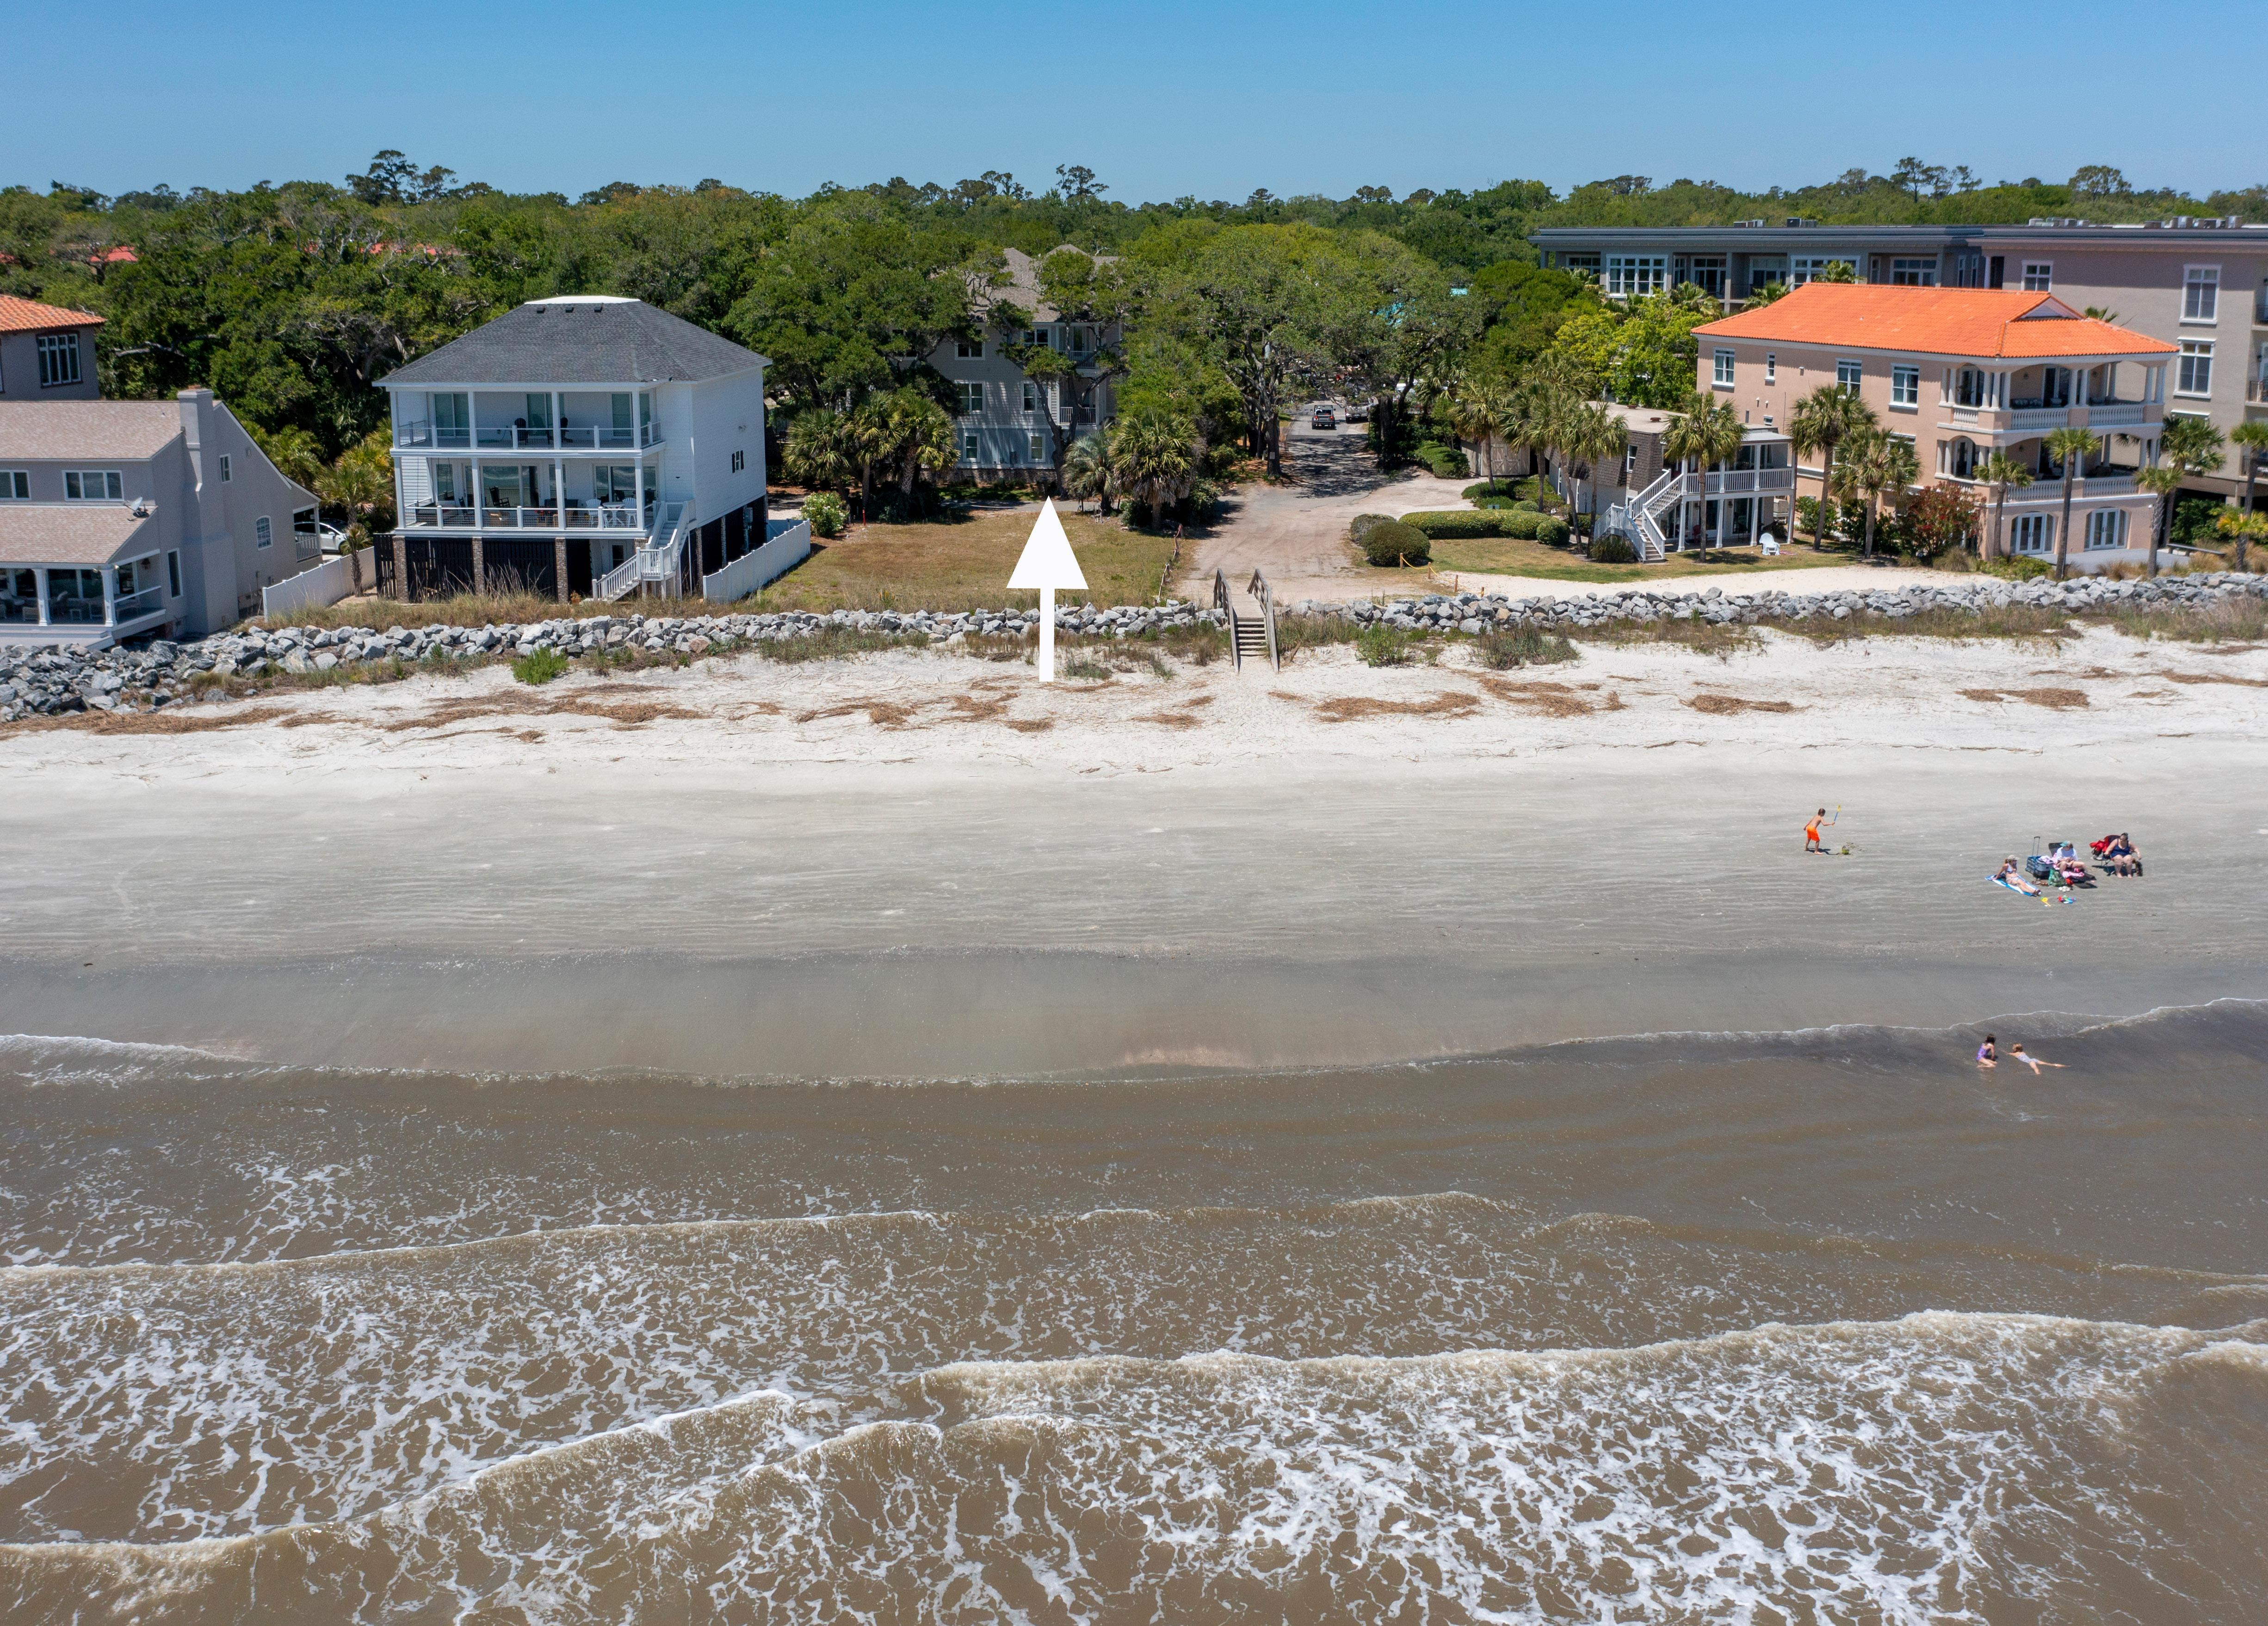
[1785,217,1819,228]
[1732,219,1766,228]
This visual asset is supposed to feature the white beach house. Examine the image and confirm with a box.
[381,296,783,601]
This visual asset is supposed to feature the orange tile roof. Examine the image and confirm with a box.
[1693,283,2174,360]
[0,294,103,334]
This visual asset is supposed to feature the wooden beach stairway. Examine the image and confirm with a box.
[1214,567,1280,673]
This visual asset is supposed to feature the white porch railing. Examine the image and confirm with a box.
[396,423,661,450]
[404,504,649,530]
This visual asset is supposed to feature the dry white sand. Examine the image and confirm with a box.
[5,625,2264,1077]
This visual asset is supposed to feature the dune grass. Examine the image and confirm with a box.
[1425,535,1861,585]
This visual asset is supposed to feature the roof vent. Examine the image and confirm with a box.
[130,498,153,517]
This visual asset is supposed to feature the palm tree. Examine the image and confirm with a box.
[1977,451,2033,561]
[2231,420,2268,567]
[1062,427,1115,512]
[884,391,957,507]
[1491,384,1546,500]
[784,410,858,504]
[2132,463,2181,577]
[1788,385,1876,551]
[1445,383,1498,486]
[2041,425,2101,580]
[1563,402,1629,528]
[1660,393,1746,551]
[1743,281,1792,311]
[1658,402,1710,552]
[1833,428,1921,558]
[1112,410,1199,527]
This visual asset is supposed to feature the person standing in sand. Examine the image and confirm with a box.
[1805,809,1827,853]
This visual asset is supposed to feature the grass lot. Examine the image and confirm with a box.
[751,508,1177,612]
[1423,536,1868,586]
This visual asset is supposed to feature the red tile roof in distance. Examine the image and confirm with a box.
[0,294,104,334]
[1693,283,2175,360]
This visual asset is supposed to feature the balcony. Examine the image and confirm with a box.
[405,503,651,530]
[2005,473,2137,504]
[394,422,661,451]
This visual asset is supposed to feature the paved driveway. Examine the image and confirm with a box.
[1176,418,1476,603]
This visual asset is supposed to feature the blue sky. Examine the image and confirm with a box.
[16,1,2262,202]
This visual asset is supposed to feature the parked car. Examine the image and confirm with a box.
[1341,400,1369,424]
[1310,407,1337,430]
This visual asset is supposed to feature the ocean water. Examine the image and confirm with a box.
[1,1003,2264,1622]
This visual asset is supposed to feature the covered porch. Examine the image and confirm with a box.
[400,454,662,532]
[0,507,174,649]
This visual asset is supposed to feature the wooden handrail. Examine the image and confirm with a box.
[1247,568,1279,671]
[1212,567,1238,671]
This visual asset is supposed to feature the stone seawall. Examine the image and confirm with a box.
[3,573,2262,722]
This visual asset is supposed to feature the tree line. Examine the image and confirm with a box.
[0,155,2257,539]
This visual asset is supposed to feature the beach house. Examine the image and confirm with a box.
[1,388,320,647]
[1677,283,2172,565]
[928,247,1121,482]
[379,297,777,602]
[1533,217,2268,510]
[0,294,104,403]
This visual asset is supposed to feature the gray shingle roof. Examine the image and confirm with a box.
[0,504,159,565]
[383,298,769,388]
[0,401,181,461]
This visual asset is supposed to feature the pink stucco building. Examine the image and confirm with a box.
[1690,283,2175,563]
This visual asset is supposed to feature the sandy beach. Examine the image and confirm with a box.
[6,624,2263,1077]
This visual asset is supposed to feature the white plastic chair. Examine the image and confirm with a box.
[1757,530,1782,556]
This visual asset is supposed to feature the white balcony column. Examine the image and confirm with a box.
[35,567,50,626]
[551,391,562,449]
[554,456,564,525]
[102,565,117,626]
[634,458,645,524]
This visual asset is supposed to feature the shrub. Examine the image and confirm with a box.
[1981,554,2053,580]
[1360,520,1433,567]
[1462,480,1521,501]
[1413,441,1469,479]
[1535,516,1572,547]
[1477,623,1578,669]
[1512,499,1541,512]
[1588,534,1638,564]
[803,491,849,538]
[1356,622,1418,666]
[1402,510,1502,540]
[1474,496,1517,511]
[1348,513,1394,543]
[512,647,570,685]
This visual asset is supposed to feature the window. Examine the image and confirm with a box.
[730,449,745,473]
[255,516,272,549]
[1954,367,1986,407]
[1022,382,1039,413]
[64,470,123,501]
[1623,443,1638,479]
[2085,509,2129,550]
[2183,265,2219,322]
[1764,352,1776,385]
[955,339,984,359]
[2176,340,2213,397]
[1890,365,1919,407]
[1605,254,1667,297]
[1946,437,1978,479]
[1559,253,1601,275]
[956,380,985,414]
[2009,514,2052,554]
[2022,262,2053,292]
[167,550,182,597]
[219,454,232,483]
[0,471,27,500]
[1069,326,1088,355]
[1835,360,1862,394]
[36,332,82,387]
[1712,349,1735,388]
[593,465,636,503]
[1789,256,1848,285]
[1029,432,1046,465]
[1889,258,1938,286]
[1951,250,1986,288]
[961,432,980,462]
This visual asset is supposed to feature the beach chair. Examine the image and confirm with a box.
[1758,531,1782,556]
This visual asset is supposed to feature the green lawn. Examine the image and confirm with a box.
[1425,536,1866,585]
[752,508,1177,611]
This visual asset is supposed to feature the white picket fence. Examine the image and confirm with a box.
[702,518,812,603]
[260,552,365,617]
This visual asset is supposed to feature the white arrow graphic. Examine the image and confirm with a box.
[1006,498,1087,683]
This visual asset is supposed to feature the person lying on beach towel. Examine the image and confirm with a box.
[1991,859,2042,896]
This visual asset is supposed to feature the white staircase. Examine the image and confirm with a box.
[597,501,694,601]
[1606,467,1686,563]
